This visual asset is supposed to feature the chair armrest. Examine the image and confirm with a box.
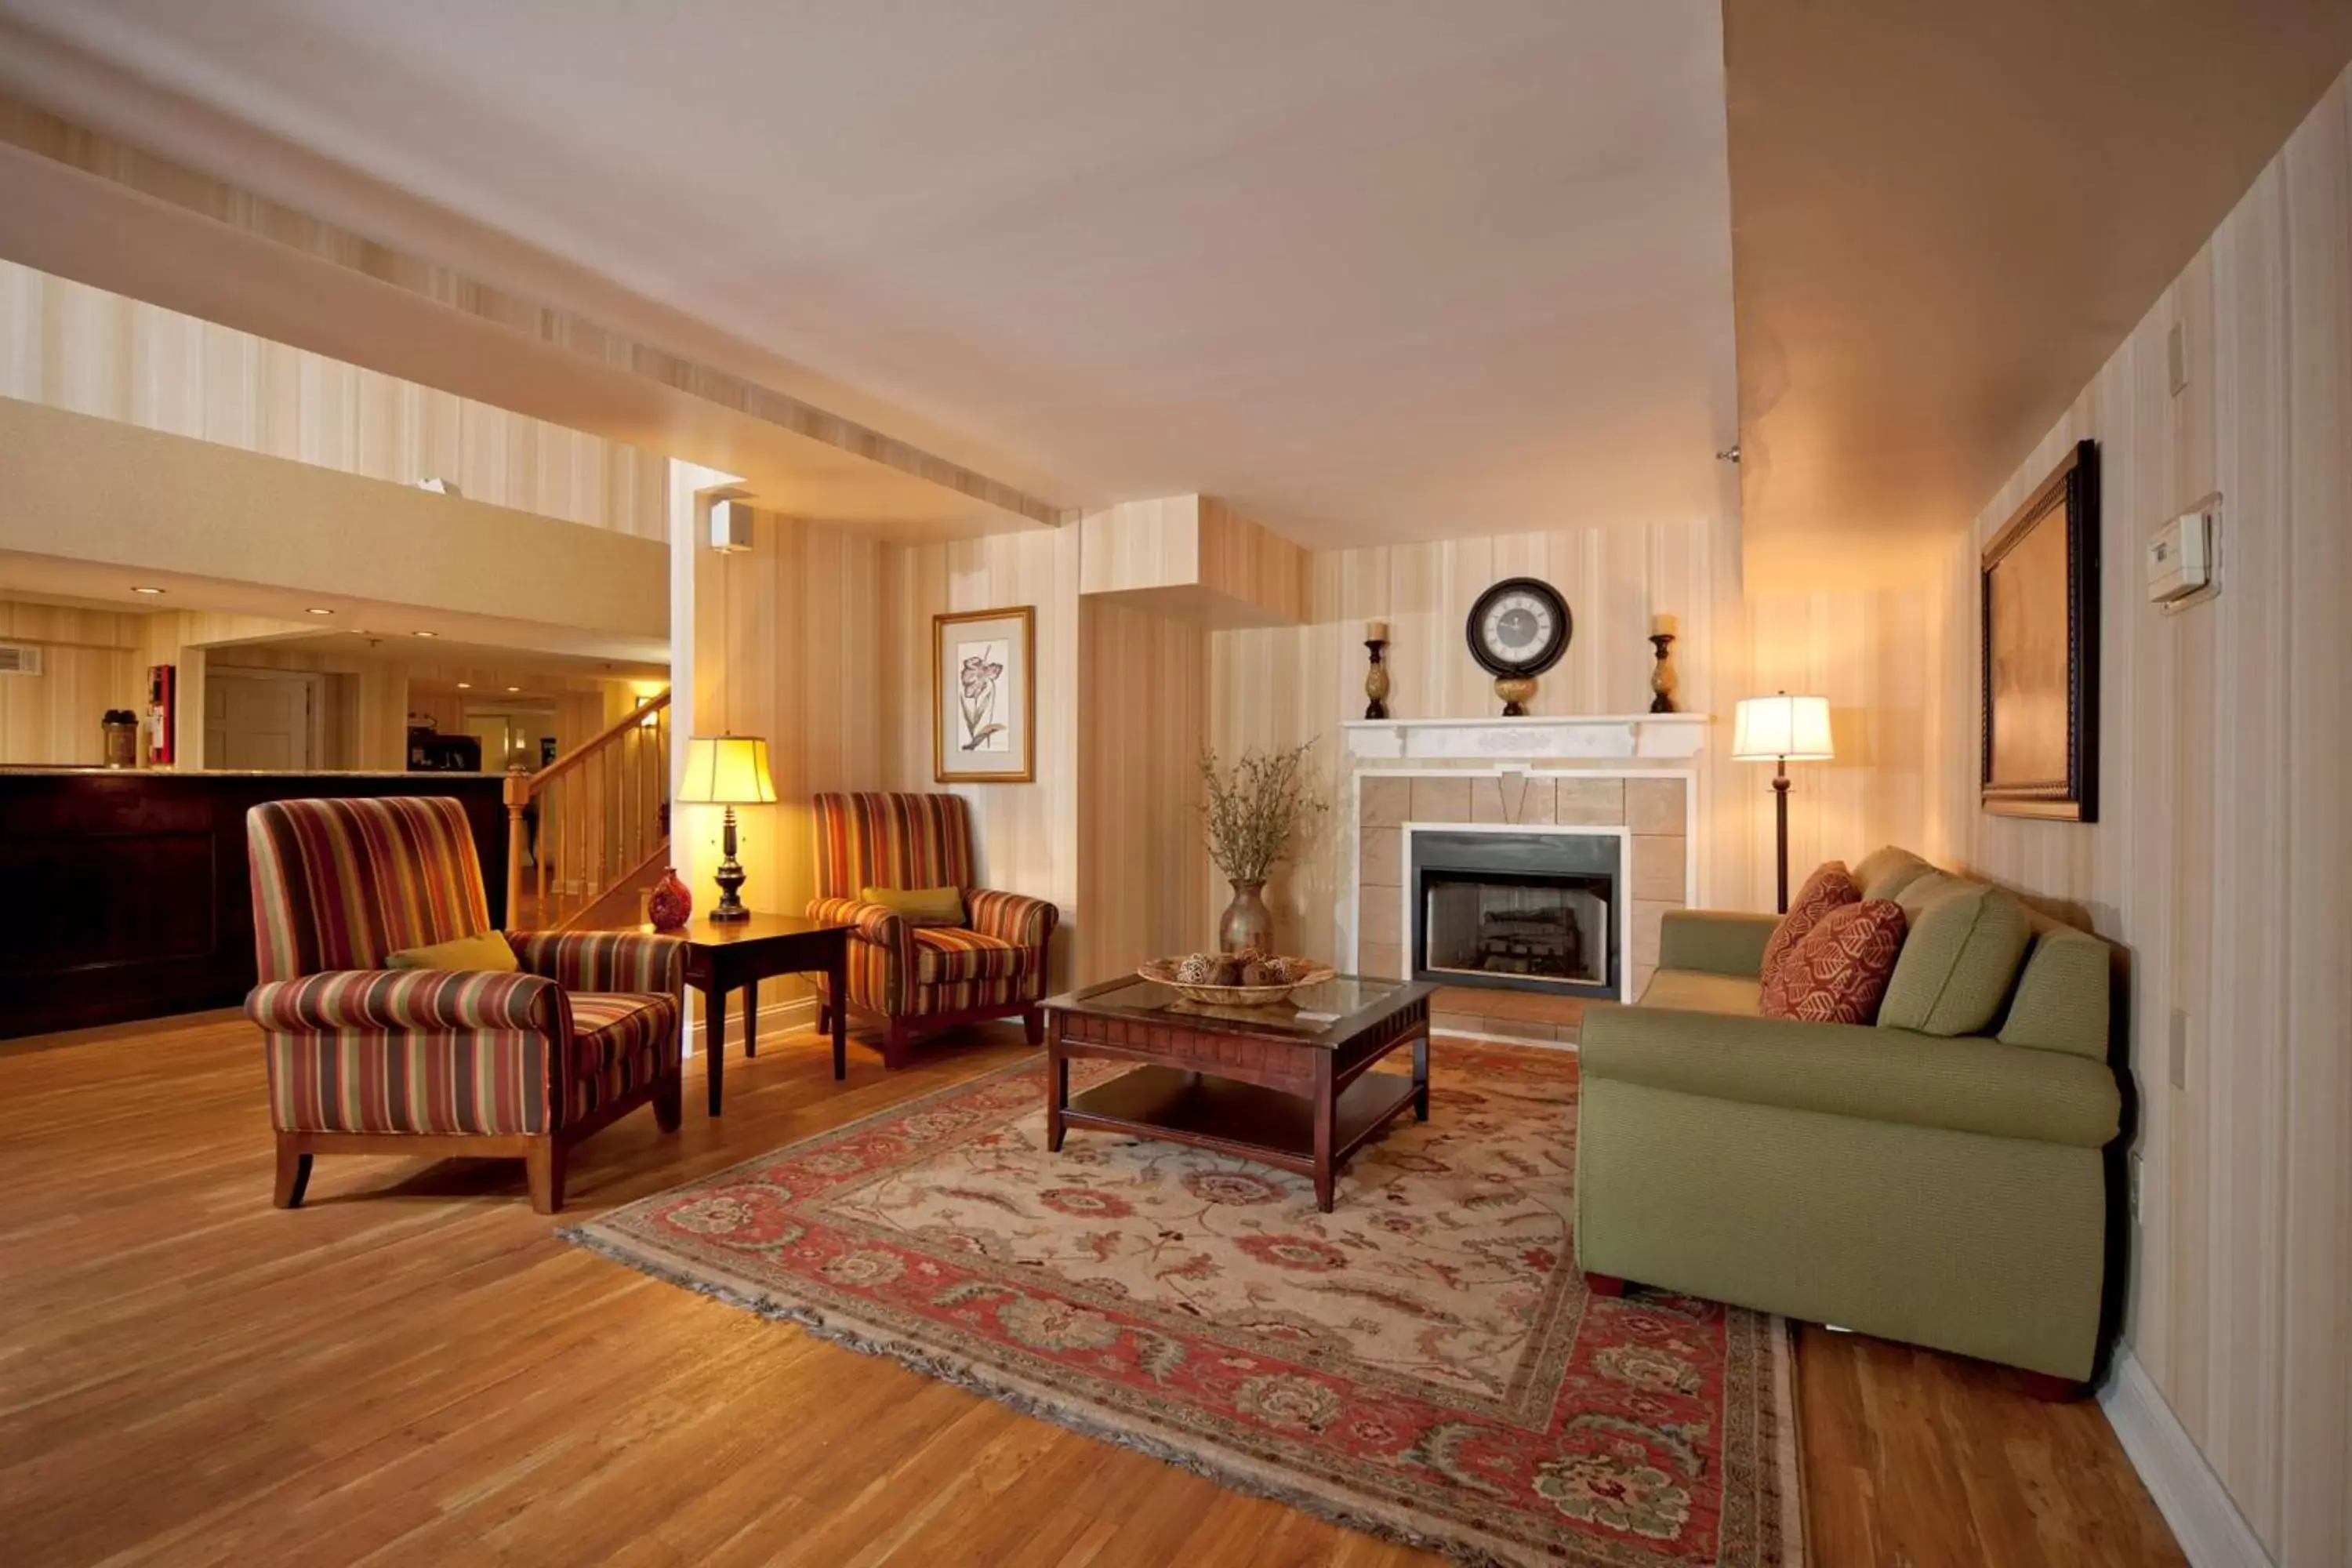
[967,888,1058,947]
[808,896,907,951]
[1657,910,1780,978]
[510,930,684,995]
[245,970,562,1034]
[1581,1003,2120,1149]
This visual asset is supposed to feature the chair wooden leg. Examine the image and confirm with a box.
[1023,1007,1044,1047]
[273,1136,313,1209]
[815,997,831,1035]
[653,1071,683,1133]
[884,1019,912,1072]
[525,1138,567,1214]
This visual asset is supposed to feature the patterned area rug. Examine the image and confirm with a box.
[565,1044,1803,1566]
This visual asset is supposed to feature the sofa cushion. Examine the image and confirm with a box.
[1998,917,2112,1060]
[1879,880,2032,1036]
[913,926,1030,984]
[1761,899,1907,1024]
[1853,845,1939,903]
[1637,969,1762,1016]
[1759,861,1860,986]
[1580,1004,2122,1148]
[1657,909,1780,977]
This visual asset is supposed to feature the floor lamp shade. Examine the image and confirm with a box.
[676,735,775,921]
[1731,695,1833,914]
[1731,695,1835,763]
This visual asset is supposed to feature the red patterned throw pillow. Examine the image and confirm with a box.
[1761,898,1908,1024]
[1759,860,1860,985]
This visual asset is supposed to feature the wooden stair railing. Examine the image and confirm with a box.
[503,690,671,931]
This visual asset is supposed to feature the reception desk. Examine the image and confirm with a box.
[0,769,507,1040]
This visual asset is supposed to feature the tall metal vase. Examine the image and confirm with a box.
[1218,879,1273,954]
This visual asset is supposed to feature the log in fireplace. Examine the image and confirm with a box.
[1406,828,1622,1001]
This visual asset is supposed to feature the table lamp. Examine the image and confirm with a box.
[676,734,777,922]
[1731,693,1834,913]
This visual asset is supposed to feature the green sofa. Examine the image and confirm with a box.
[1575,847,2122,1382]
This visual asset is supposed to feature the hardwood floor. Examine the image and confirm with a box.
[0,1012,2183,1566]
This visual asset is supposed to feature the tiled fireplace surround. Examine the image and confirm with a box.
[1348,767,1696,1046]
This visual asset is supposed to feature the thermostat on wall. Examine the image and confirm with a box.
[2147,495,2220,610]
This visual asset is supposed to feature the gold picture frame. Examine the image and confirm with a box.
[1981,440,2099,821]
[933,606,1036,784]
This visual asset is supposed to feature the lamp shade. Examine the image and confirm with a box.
[676,735,778,804]
[1730,695,1834,762]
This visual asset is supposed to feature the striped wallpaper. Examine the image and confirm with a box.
[0,258,667,539]
[1919,61,2352,1563]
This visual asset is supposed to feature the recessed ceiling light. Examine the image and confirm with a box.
[131,586,165,596]
[412,630,438,639]
[304,607,336,616]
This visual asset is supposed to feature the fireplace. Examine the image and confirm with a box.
[1407,828,1623,1001]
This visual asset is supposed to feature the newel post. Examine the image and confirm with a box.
[503,766,531,930]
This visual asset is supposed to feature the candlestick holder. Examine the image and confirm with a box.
[1363,638,1391,720]
[1648,633,1679,713]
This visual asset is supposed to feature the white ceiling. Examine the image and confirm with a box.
[0,0,1740,549]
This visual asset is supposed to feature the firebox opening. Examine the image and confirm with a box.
[1422,871,1611,989]
[1406,827,1623,1001]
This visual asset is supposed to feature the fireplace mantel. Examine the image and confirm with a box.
[1341,713,1710,762]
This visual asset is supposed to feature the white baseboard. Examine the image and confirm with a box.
[681,994,819,1050]
[2099,1351,2274,1568]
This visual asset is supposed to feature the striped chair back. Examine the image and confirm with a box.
[249,797,492,982]
[811,793,976,899]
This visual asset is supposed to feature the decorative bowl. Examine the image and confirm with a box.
[1136,956,1337,1008]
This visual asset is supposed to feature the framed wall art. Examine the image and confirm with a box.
[1981,438,2099,821]
[933,605,1036,784]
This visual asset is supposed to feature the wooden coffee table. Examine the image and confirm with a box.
[1040,975,1435,1210]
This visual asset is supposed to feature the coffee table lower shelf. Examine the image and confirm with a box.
[1055,1065,1423,1209]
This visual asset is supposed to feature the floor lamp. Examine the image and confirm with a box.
[1731,693,1835,913]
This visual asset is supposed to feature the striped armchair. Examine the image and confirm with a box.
[808,793,1059,1069]
[245,796,684,1213]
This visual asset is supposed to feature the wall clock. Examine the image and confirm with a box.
[1466,577,1572,715]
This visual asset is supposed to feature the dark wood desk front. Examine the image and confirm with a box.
[1,768,506,1040]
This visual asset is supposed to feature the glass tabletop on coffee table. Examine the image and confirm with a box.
[1048,975,1428,1040]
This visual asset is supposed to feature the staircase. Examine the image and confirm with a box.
[503,690,672,931]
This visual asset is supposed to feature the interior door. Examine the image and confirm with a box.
[205,671,318,770]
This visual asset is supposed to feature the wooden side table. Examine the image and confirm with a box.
[659,915,852,1114]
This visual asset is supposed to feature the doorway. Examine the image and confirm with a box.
[204,670,323,771]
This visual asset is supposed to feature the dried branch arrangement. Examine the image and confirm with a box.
[1198,740,1327,884]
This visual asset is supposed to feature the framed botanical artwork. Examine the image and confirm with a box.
[1981,439,2099,821]
[933,605,1036,783]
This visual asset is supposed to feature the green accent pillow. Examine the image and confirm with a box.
[1878,880,2031,1036]
[1854,845,1939,903]
[860,885,967,927]
[1998,921,2112,1060]
[385,931,519,973]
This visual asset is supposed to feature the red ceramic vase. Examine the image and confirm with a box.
[647,866,693,931]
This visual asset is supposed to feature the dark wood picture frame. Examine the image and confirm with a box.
[1980,439,2099,821]
[932,604,1037,784]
